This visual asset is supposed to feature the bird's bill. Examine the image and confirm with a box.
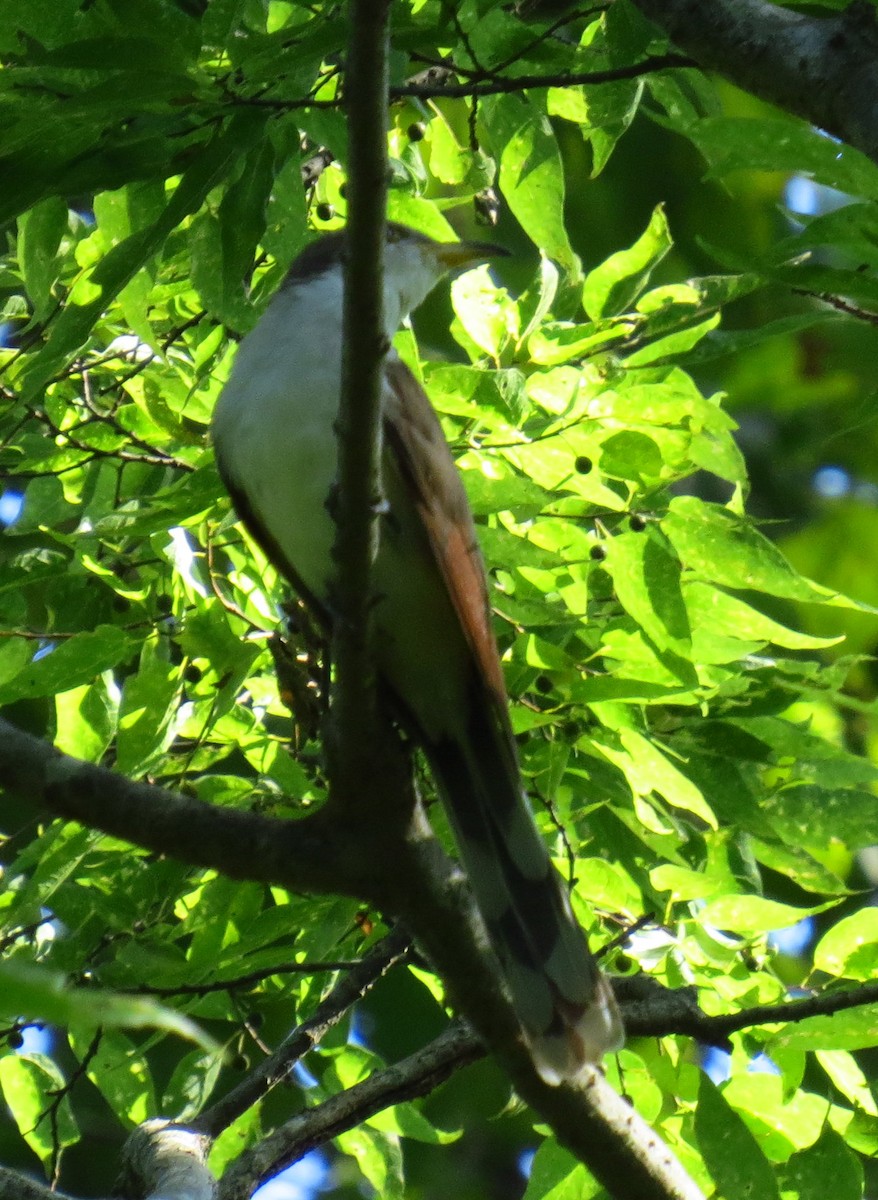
[433,240,509,270]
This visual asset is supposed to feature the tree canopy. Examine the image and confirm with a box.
[2,2,878,1199]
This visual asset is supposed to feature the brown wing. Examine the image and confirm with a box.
[383,357,507,707]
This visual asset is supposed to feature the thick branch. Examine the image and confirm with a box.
[205,975,878,1195]
[217,1022,482,1200]
[0,1125,215,1200]
[116,1121,215,1200]
[0,1168,77,1200]
[326,0,394,805]
[0,717,344,894]
[618,972,878,1047]
[628,0,878,164]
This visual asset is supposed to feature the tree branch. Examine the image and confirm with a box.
[0,1168,77,1200]
[116,1120,215,1200]
[15,713,878,1195]
[0,1124,215,1200]
[217,1021,483,1200]
[195,928,412,1139]
[325,0,396,812]
[391,53,695,98]
[622,974,878,1045]
[0,717,345,895]
[628,0,878,164]
[374,825,706,1200]
[4,970,876,1200]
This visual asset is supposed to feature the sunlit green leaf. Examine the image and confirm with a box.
[0,626,134,705]
[814,909,878,981]
[583,205,672,320]
[493,98,577,272]
[523,1137,601,1200]
[699,894,833,935]
[0,1053,78,1166]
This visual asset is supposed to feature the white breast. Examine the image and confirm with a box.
[212,270,473,738]
[213,274,345,597]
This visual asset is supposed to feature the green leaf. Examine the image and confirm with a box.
[494,99,577,273]
[116,653,181,777]
[772,200,878,270]
[690,117,878,199]
[0,626,134,705]
[17,195,69,321]
[527,316,634,365]
[603,528,695,666]
[583,205,672,320]
[699,894,833,935]
[684,582,841,657]
[427,111,470,185]
[651,864,726,902]
[336,1123,404,1199]
[450,265,519,361]
[814,909,878,981]
[54,679,117,761]
[20,111,269,399]
[70,1026,154,1128]
[0,1053,78,1166]
[764,785,878,854]
[816,1049,878,1117]
[722,1072,847,1161]
[366,1101,459,1145]
[615,727,716,827]
[779,1128,863,1200]
[0,961,217,1049]
[695,1075,780,1200]
[523,1137,601,1200]
[771,1006,878,1054]
[663,496,868,607]
[162,1049,224,1122]
[599,430,664,483]
[192,140,276,328]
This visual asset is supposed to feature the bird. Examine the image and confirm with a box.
[211,222,623,1084]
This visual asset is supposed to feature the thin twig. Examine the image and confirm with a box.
[194,928,412,1138]
[390,54,696,97]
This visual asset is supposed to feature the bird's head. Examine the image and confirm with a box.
[382,222,507,329]
[282,223,507,335]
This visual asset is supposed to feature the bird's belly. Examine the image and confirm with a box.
[239,401,339,599]
[230,392,472,740]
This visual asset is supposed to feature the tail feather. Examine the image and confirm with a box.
[426,687,624,1084]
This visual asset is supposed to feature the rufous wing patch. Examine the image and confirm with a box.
[383,358,506,705]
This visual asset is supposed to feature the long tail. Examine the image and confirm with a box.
[425,687,624,1085]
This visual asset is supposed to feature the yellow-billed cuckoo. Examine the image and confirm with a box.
[212,223,623,1083]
